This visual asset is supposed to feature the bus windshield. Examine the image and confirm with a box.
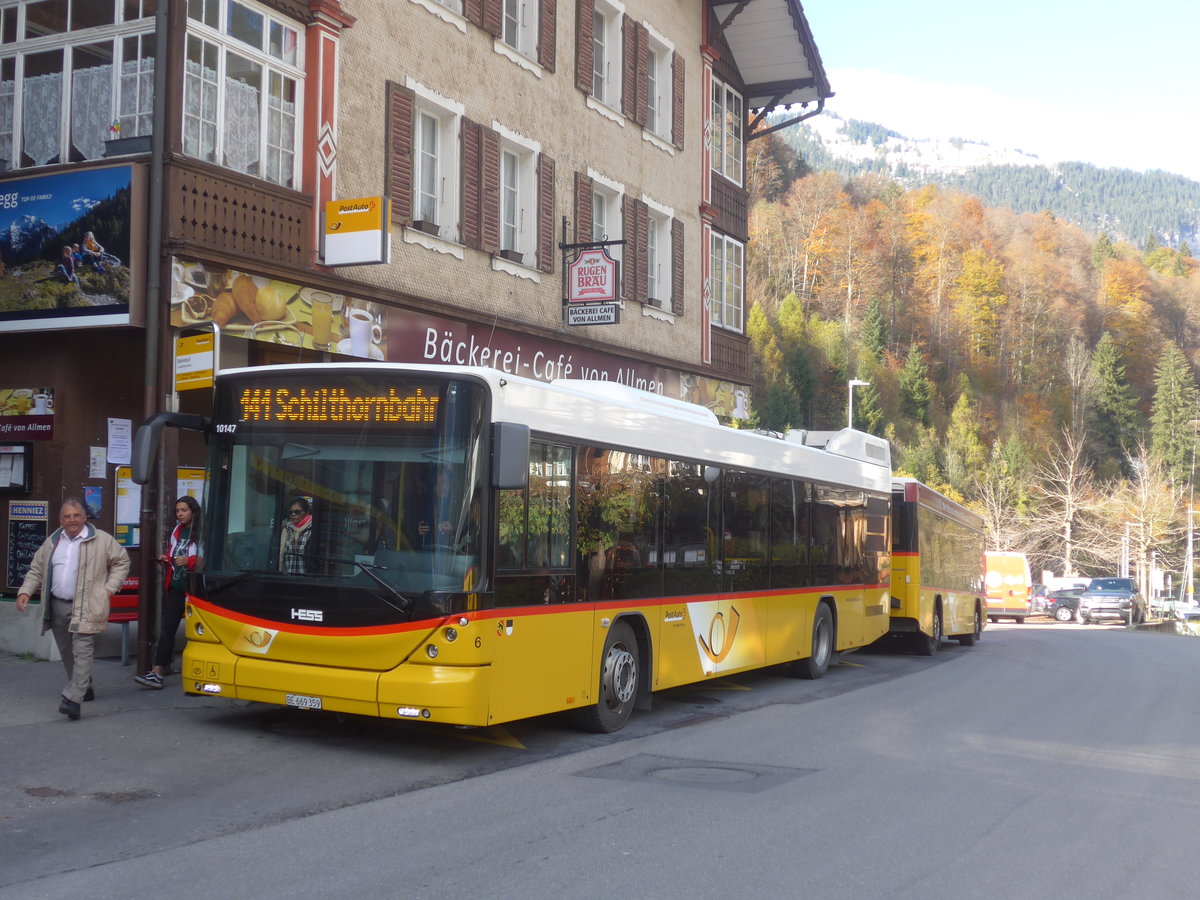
[198,372,488,624]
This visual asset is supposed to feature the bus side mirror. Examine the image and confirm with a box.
[132,412,209,484]
[491,422,529,490]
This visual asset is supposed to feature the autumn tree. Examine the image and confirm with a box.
[1149,340,1200,486]
[1088,332,1141,477]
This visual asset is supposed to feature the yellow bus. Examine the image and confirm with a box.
[133,365,893,732]
[888,479,986,654]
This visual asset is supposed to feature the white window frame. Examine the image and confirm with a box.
[709,232,744,332]
[644,25,672,142]
[495,122,538,265]
[588,168,623,276]
[501,0,537,60]
[0,0,157,171]
[710,74,743,185]
[591,0,622,109]
[183,0,304,188]
[643,195,672,309]
[408,84,461,243]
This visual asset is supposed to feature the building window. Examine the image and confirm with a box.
[710,232,744,332]
[499,138,534,261]
[646,208,670,307]
[710,75,743,185]
[501,0,536,59]
[0,0,156,171]
[640,28,675,142]
[183,0,303,187]
[413,105,460,238]
[591,0,620,107]
[591,181,621,271]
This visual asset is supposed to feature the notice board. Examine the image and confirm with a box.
[7,500,48,589]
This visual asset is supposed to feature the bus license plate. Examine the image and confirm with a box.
[285,693,322,710]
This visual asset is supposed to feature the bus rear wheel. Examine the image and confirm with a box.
[790,604,834,680]
[576,621,639,733]
[957,606,981,646]
[914,607,942,656]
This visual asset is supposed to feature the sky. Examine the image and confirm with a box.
[802,0,1200,182]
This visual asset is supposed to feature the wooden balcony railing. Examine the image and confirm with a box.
[711,174,748,242]
[166,158,312,268]
[709,327,750,381]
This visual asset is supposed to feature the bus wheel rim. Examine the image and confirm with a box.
[603,645,637,707]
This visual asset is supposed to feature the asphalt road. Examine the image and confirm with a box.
[3,620,1198,898]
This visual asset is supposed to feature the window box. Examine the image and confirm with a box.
[104,136,153,157]
[498,248,524,264]
[411,219,440,236]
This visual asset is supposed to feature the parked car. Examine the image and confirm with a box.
[1078,577,1146,625]
[1044,588,1085,622]
[1030,583,1050,613]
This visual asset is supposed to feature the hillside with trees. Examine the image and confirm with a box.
[745,125,1200,589]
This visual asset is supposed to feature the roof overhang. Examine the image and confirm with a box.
[708,0,833,111]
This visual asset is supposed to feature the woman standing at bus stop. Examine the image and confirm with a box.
[135,496,201,689]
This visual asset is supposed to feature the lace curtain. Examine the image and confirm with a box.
[22,72,62,166]
[223,76,259,174]
[118,57,155,136]
[0,79,13,170]
[71,64,113,160]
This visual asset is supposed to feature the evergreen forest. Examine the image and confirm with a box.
[745,126,1200,590]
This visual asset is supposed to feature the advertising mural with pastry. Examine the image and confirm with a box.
[0,166,134,331]
[169,258,388,360]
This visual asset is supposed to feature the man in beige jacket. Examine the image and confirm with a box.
[16,498,130,720]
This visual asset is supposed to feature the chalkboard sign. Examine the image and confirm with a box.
[8,517,48,589]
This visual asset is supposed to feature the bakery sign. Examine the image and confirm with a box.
[565,248,618,326]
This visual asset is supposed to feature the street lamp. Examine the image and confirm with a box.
[848,379,870,429]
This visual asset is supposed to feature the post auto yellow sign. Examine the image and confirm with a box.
[322,196,390,266]
[175,332,214,391]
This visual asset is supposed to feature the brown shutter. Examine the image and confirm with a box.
[575,0,594,94]
[461,118,482,249]
[385,81,414,227]
[464,0,484,29]
[536,153,555,273]
[621,194,635,301]
[635,199,648,302]
[671,51,685,150]
[573,171,593,242]
[671,217,684,315]
[480,127,501,255]
[621,16,636,119]
[539,0,556,72]
[482,0,503,37]
[634,23,649,127]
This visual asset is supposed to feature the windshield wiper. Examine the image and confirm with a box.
[317,555,416,616]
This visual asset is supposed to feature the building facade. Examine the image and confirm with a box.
[0,0,830,662]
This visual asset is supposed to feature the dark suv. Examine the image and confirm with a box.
[1078,577,1145,625]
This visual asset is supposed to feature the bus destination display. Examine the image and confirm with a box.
[236,386,440,425]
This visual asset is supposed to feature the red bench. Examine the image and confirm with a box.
[109,577,139,666]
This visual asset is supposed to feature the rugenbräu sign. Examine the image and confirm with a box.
[567,248,617,303]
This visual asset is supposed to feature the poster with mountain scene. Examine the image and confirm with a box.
[0,166,132,328]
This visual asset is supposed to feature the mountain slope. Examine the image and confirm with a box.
[776,112,1200,249]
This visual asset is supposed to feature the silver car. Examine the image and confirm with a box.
[1078,577,1145,625]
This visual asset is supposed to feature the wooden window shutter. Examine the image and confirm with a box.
[480,127,501,255]
[573,171,593,242]
[385,81,415,227]
[634,23,649,127]
[482,0,503,38]
[671,217,684,315]
[536,153,556,273]
[621,194,635,301]
[460,118,482,250]
[620,16,637,119]
[539,0,557,72]
[575,0,594,95]
[635,199,649,302]
[464,0,485,29]
[671,52,685,150]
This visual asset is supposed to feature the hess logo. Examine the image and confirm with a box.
[291,608,324,622]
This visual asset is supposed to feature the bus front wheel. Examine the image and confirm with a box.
[957,606,981,646]
[576,621,639,733]
[790,604,834,680]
